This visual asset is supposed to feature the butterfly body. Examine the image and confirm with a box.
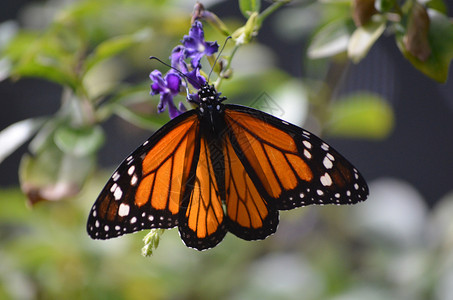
[87,84,368,250]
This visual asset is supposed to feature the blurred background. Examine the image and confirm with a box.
[0,0,453,299]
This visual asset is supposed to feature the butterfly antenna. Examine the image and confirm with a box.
[207,36,231,82]
[149,56,191,99]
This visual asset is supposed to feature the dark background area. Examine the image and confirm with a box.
[0,0,452,206]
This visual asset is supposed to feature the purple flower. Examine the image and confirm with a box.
[170,45,188,73]
[185,67,206,91]
[150,21,218,118]
[150,70,185,118]
[182,20,219,68]
[168,46,206,102]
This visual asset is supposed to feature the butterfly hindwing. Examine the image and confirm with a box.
[87,111,200,239]
[178,136,227,250]
[223,134,279,241]
[224,105,368,210]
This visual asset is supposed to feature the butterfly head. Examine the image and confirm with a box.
[196,83,227,113]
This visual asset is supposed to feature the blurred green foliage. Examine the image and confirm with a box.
[3,179,453,299]
[0,0,452,299]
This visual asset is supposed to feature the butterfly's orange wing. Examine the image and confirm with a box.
[178,136,227,250]
[87,102,368,250]
[87,111,200,239]
[223,133,279,240]
[222,105,368,239]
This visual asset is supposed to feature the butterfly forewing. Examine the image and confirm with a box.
[224,105,369,210]
[87,111,200,239]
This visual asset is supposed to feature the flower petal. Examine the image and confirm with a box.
[170,45,188,73]
[178,102,187,112]
[149,70,166,94]
[204,40,219,56]
[185,68,206,89]
[165,72,182,93]
[182,21,219,68]
[188,21,204,43]
[167,98,181,119]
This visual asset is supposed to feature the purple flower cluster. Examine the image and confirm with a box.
[150,21,219,118]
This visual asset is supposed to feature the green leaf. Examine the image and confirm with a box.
[348,16,386,63]
[94,74,164,131]
[19,117,98,203]
[29,118,60,154]
[113,103,170,131]
[326,92,394,139]
[4,31,79,88]
[84,28,153,73]
[19,139,95,204]
[239,0,261,18]
[308,19,351,59]
[395,9,453,83]
[12,61,79,89]
[375,0,396,13]
[426,0,447,14]
[0,118,46,164]
[96,82,154,121]
[54,125,105,156]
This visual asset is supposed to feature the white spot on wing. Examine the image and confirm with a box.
[112,172,120,182]
[323,156,333,169]
[130,217,137,224]
[303,140,312,149]
[304,149,312,159]
[320,172,333,186]
[128,165,135,176]
[113,186,123,200]
[131,174,138,186]
[118,203,130,217]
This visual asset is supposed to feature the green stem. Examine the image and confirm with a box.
[314,59,350,133]
[215,44,240,90]
[214,1,290,89]
[257,0,291,27]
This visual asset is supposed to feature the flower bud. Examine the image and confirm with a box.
[352,0,378,27]
[403,3,431,61]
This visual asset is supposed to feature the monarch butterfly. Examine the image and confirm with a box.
[87,82,369,250]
